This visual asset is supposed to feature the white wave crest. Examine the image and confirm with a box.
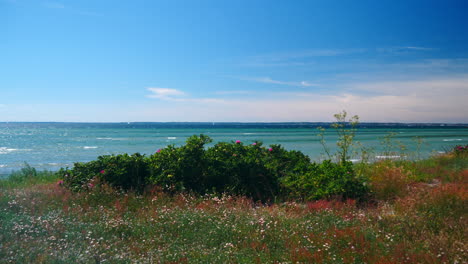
[0,147,31,154]
[375,155,402,159]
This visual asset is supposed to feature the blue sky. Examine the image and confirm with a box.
[1,0,467,122]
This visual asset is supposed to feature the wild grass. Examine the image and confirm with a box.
[0,163,58,189]
[0,153,466,263]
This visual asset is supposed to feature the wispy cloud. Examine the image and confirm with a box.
[215,90,256,95]
[141,74,468,123]
[350,76,468,96]
[146,88,225,103]
[241,77,318,87]
[146,88,186,100]
[243,49,365,67]
[376,46,435,54]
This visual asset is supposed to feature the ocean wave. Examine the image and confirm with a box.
[0,164,6,168]
[83,146,98,149]
[242,133,256,135]
[375,155,403,159]
[167,137,177,140]
[0,147,32,154]
[443,139,463,142]
[96,137,129,141]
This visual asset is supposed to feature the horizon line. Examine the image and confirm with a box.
[0,121,467,125]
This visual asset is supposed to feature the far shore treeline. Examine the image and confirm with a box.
[0,121,467,129]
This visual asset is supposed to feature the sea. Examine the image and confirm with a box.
[0,122,467,177]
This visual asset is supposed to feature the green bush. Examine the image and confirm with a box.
[60,153,149,192]
[282,160,368,200]
[147,134,211,193]
[204,142,310,201]
[60,135,369,201]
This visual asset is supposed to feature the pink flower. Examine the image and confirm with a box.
[268,148,273,152]
[235,140,241,144]
[232,154,237,157]
[100,170,105,174]
[57,180,64,186]
[252,142,257,146]
[88,183,94,188]
[156,149,161,153]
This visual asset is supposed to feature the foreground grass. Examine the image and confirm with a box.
[0,155,467,263]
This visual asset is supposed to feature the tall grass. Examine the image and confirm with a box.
[0,152,466,263]
[0,163,58,189]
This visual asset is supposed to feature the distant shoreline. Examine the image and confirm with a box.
[1,122,467,129]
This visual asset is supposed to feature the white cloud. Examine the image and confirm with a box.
[146,87,225,103]
[5,75,465,122]
[146,88,186,100]
[242,77,318,87]
[141,76,468,123]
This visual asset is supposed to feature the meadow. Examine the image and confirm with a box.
[0,145,466,263]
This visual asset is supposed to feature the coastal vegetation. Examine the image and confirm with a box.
[0,113,466,263]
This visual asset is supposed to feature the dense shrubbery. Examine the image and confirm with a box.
[147,135,210,194]
[59,153,148,192]
[59,135,368,201]
[283,160,368,200]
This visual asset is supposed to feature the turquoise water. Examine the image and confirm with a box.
[0,123,467,175]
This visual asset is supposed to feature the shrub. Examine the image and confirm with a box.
[147,134,211,193]
[60,153,149,192]
[60,134,369,202]
[282,160,368,200]
[204,142,311,201]
[97,153,149,191]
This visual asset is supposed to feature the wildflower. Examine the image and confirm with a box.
[268,148,273,152]
[252,142,257,146]
[88,183,95,188]
[100,170,105,174]
[235,140,241,144]
[232,154,237,157]
[57,180,64,186]
[156,149,161,153]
